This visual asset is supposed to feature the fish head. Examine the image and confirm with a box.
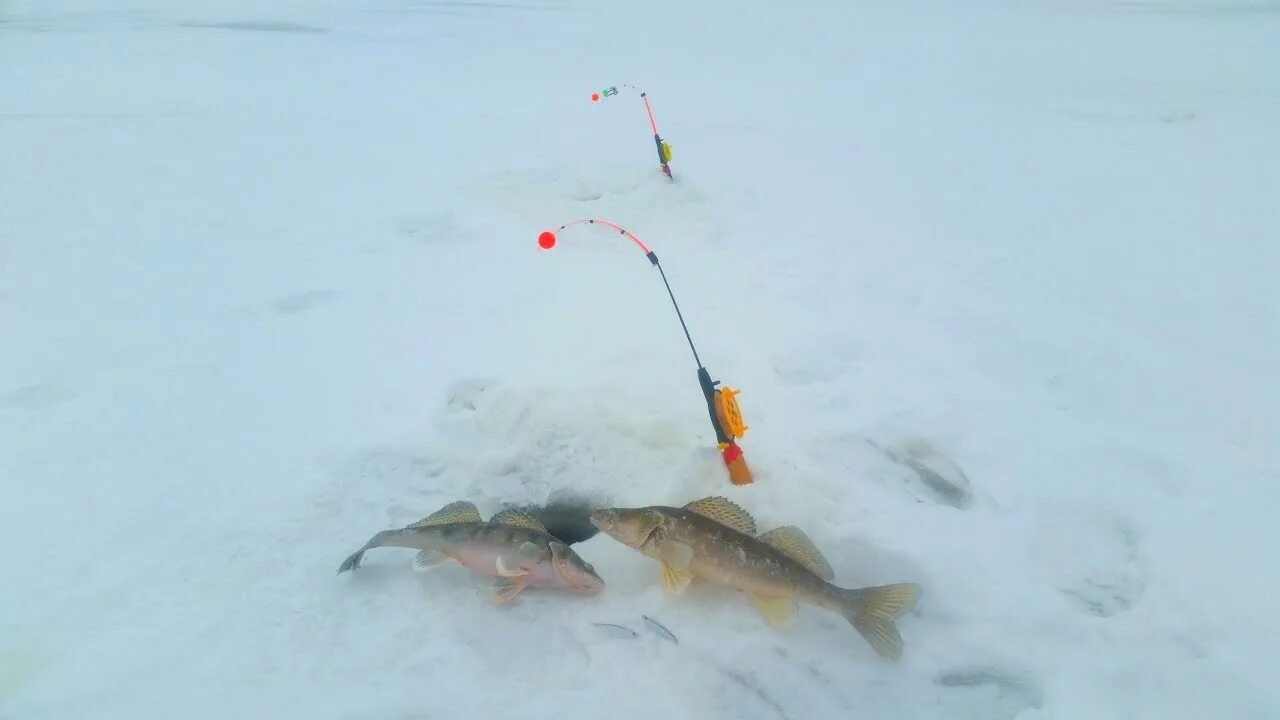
[548,540,605,595]
[589,507,662,549]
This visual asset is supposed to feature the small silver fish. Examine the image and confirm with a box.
[338,500,605,603]
[642,615,678,644]
[592,623,639,639]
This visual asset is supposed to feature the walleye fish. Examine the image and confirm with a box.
[589,497,920,660]
[338,500,605,603]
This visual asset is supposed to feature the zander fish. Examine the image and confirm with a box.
[589,496,919,660]
[338,500,605,603]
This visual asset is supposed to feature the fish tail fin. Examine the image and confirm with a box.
[337,550,364,573]
[337,529,406,573]
[837,583,920,661]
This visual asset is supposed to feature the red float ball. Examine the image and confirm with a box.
[537,231,556,249]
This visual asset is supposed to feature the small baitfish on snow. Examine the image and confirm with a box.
[337,500,605,603]
[589,497,920,660]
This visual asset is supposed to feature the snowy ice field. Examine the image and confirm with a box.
[2,0,1279,717]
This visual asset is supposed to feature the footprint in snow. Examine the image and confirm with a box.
[1031,506,1146,618]
[272,289,340,315]
[1057,522,1145,618]
[934,666,1044,720]
[869,436,974,509]
[394,211,459,246]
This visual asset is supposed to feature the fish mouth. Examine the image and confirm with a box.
[588,509,613,531]
[550,540,606,594]
[574,575,606,594]
[561,566,605,595]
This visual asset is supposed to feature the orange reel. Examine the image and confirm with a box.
[713,387,748,440]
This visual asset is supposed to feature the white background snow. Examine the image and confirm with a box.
[2,0,1278,717]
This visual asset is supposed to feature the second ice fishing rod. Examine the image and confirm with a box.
[591,84,674,181]
[537,220,751,485]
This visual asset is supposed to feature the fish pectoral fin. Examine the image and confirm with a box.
[491,577,527,604]
[749,593,798,629]
[495,555,528,578]
[659,542,695,594]
[660,562,694,595]
[412,550,453,572]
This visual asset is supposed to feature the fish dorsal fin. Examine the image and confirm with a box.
[757,526,835,581]
[683,496,757,536]
[489,509,547,533]
[407,500,481,528]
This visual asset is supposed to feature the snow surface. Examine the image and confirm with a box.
[3,0,1279,718]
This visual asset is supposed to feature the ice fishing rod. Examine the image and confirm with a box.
[537,220,751,485]
[591,84,674,181]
